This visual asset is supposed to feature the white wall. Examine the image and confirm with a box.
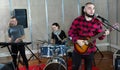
[0,0,119,53]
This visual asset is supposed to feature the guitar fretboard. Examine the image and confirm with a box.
[88,31,105,43]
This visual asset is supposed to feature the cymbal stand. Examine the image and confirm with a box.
[65,47,68,70]
[93,46,104,66]
[36,43,41,59]
[33,43,44,70]
[35,40,47,59]
[25,44,41,63]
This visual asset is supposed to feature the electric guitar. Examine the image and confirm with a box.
[74,23,119,54]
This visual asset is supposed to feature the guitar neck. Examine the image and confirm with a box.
[88,31,105,43]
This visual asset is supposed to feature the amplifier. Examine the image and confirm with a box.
[113,50,120,66]
[115,56,120,70]
[113,50,120,70]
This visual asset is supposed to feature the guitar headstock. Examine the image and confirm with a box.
[110,23,119,31]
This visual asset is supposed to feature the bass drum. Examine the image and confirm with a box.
[44,57,67,70]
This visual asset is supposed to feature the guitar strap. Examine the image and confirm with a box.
[56,33,62,41]
[53,30,62,41]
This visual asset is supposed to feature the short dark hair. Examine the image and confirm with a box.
[85,2,94,6]
[10,16,18,21]
[11,16,16,19]
[81,6,85,15]
[52,23,60,29]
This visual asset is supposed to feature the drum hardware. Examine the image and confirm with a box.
[35,40,49,58]
[32,40,48,70]
[35,42,41,59]
[41,38,72,70]
[51,47,58,56]
[40,45,68,58]
[54,45,67,57]
[35,41,70,70]
[36,40,48,44]
[34,44,59,70]
[44,57,67,70]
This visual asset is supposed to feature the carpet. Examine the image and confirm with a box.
[19,65,99,70]
[19,60,99,70]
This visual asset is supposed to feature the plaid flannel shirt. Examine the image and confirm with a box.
[68,16,106,54]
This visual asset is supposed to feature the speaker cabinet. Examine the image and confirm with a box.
[13,9,28,28]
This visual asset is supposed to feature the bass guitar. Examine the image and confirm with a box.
[74,23,119,54]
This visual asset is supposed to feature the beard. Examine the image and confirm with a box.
[9,23,15,27]
[84,12,94,18]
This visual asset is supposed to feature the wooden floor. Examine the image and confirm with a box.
[0,51,114,70]
[94,51,114,70]
[20,51,114,70]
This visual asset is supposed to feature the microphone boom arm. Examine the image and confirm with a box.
[103,20,120,32]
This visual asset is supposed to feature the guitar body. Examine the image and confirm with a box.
[74,23,119,54]
[74,37,94,54]
[74,43,89,54]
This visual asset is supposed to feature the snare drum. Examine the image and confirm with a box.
[44,57,67,70]
[40,44,54,57]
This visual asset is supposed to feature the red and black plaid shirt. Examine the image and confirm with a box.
[68,16,106,54]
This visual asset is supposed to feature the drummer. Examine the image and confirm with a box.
[50,23,67,45]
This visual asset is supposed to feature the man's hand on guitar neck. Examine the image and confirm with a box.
[77,40,88,47]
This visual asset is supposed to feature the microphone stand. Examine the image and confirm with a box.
[101,19,120,32]
[93,18,120,66]
[101,18,120,46]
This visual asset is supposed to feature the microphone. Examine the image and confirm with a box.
[95,14,108,22]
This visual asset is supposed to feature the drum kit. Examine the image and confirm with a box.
[36,40,69,70]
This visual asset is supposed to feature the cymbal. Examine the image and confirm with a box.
[36,40,48,44]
